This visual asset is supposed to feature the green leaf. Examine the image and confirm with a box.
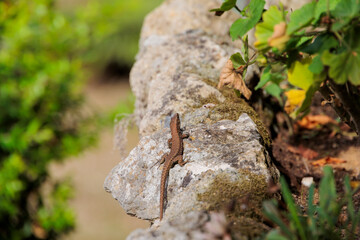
[255,65,271,90]
[210,0,237,12]
[34,128,54,143]
[255,66,285,90]
[289,59,325,117]
[331,0,359,18]
[265,83,282,102]
[265,229,289,240]
[313,0,340,23]
[295,36,313,48]
[230,52,246,69]
[344,175,360,238]
[307,183,316,215]
[308,55,324,74]
[229,0,265,40]
[280,177,307,240]
[300,34,338,54]
[319,166,337,211]
[322,50,360,85]
[271,72,286,85]
[318,167,342,233]
[331,18,352,32]
[295,80,322,116]
[287,1,316,35]
[330,0,360,31]
[288,60,315,91]
[263,200,293,238]
[255,6,284,50]
[244,35,249,62]
[344,176,355,219]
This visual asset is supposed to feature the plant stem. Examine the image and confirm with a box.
[234,5,242,15]
[293,31,325,37]
[333,31,352,51]
[239,35,258,53]
[319,80,360,136]
[328,80,360,135]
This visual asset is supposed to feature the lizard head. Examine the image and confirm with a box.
[170,113,180,128]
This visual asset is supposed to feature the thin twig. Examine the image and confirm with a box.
[239,36,257,52]
[328,79,360,135]
[292,31,326,37]
[234,5,243,15]
[333,31,351,50]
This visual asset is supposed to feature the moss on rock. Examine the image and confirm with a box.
[197,87,271,147]
[197,170,272,238]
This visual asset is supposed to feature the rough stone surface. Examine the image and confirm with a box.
[130,0,244,137]
[139,0,241,46]
[104,114,279,220]
[105,0,284,238]
[130,0,314,138]
[130,30,232,137]
[127,211,210,240]
[266,0,313,10]
[126,210,268,240]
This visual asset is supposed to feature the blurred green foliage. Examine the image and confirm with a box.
[213,0,360,134]
[0,0,157,238]
[105,93,135,126]
[0,0,96,238]
[74,0,163,70]
[263,166,360,240]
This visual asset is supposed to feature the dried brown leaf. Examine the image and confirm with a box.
[286,144,319,160]
[298,145,319,160]
[311,156,346,167]
[286,145,300,154]
[350,181,360,189]
[296,115,337,129]
[268,22,290,50]
[32,223,47,239]
[218,59,252,100]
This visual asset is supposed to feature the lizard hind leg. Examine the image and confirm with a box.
[150,146,170,169]
[155,154,168,170]
[159,153,168,164]
[173,155,188,166]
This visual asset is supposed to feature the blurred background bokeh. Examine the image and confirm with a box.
[0,0,162,239]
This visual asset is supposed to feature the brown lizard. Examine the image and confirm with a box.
[159,113,189,220]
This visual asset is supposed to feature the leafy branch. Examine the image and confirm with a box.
[212,0,360,135]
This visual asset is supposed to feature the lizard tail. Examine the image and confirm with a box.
[159,170,166,220]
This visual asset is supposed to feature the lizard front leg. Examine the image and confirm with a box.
[167,138,172,149]
[181,133,189,139]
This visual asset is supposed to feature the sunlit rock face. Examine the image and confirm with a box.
[105,0,281,239]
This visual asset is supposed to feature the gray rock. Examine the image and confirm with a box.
[139,0,241,46]
[130,30,232,137]
[130,0,244,137]
[127,210,269,240]
[104,114,279,221]
[104,0,284,238]
[127,211,209,240]
[266,0,313,10]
